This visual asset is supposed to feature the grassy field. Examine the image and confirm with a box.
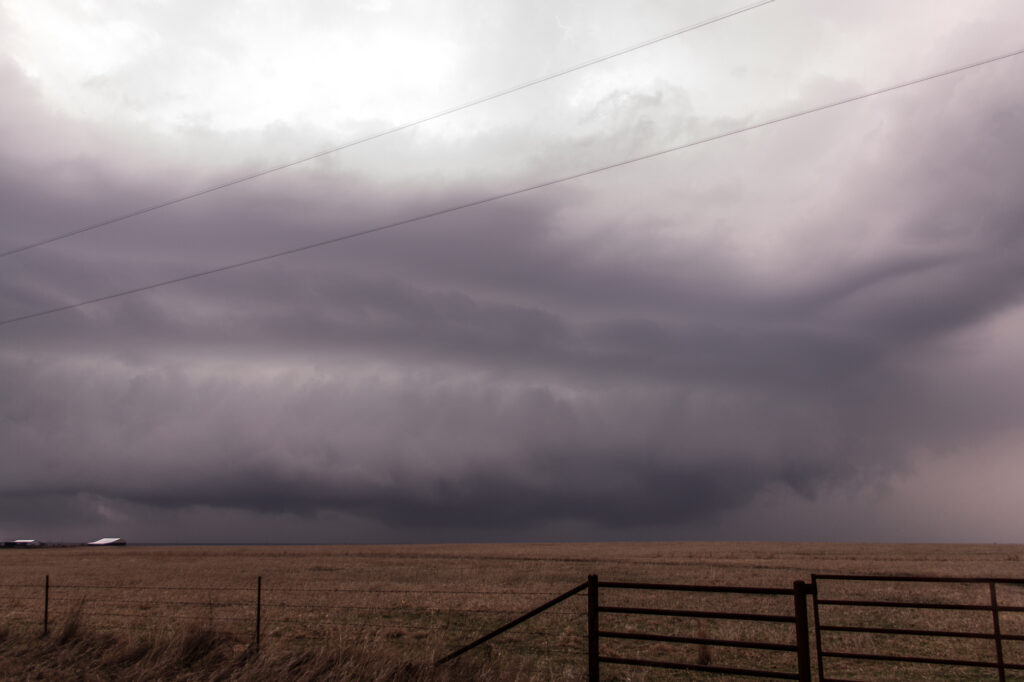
[1,542,1022,679]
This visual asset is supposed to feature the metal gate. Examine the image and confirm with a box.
[812,574,1024,681]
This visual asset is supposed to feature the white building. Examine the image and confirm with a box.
[87,537,126,546]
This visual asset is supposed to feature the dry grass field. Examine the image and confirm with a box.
[1,542,1022,680]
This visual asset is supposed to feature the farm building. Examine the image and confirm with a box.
[87,537,126,546]
[2,539,41,548]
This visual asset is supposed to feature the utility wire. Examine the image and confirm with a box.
[2,44,1022,330]
[0,0,774,261]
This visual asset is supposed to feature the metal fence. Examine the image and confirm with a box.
[437,574,813,680]
[437,574,1024,680]
[591,576,812,680]
[812,574,1024,682]
[5,572,1024,680]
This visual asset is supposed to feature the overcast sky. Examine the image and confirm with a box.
[2,0,1024,544]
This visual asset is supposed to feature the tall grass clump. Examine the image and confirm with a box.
[56,598,86,645]
[0,620,555,681]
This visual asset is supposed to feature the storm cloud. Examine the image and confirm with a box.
[2,0,1024,543]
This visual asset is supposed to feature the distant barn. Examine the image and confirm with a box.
[87,537,126,546]
[2,539,41,548]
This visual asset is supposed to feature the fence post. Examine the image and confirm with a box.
[793,580,811,682]
[990,581,1005,682]
[587,574,599,682]
[43,574,49,636]
[255,576,262,653]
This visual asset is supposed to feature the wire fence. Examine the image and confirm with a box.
[0,576,589,659]
[11,572,1020,679]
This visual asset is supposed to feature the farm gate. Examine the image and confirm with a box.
[440,574,812,679]
[438,573,1024,680]
[811,574,1024,681]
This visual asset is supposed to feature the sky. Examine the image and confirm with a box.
[2,0,1023,545]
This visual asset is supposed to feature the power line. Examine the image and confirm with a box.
[0,0,774,261]
[2,44,1021,330]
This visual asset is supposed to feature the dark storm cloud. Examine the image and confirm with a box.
[0,354,858,532]
[3,2,1024,542]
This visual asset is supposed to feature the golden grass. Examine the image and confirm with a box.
[1,542,1022,680]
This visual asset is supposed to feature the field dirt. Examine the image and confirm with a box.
[1,542,1022,680]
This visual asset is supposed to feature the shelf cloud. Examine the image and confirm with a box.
[2,0,1024,543]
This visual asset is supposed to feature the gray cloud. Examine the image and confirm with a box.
[3,1,1024,542]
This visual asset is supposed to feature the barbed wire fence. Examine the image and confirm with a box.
[0,577,588,661]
